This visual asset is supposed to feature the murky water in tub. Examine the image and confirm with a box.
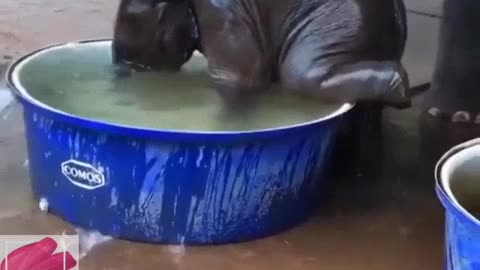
[18,46,342,131]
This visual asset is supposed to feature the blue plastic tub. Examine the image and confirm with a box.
[6,39,354,244]
[436,138,480,270]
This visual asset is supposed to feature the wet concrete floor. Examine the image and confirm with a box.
[1,0,477,269]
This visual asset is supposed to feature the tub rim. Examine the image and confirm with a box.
[6,38,354,142]
[435,138,480,228]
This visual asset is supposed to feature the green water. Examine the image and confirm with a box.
[19,44,343,131]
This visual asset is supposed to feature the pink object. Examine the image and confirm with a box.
[0,237,77,270]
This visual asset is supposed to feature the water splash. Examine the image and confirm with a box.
[38,197,49,212]
[1,101,15,120]
[75,228,113,258]
[167,235,186,265]
[167,244,186,265]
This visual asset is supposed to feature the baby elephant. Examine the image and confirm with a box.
[113,0,412,108]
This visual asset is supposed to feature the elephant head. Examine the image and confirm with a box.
[112,0,199,71]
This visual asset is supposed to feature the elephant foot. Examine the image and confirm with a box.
[420,84,480,125]
[425,107,480,124]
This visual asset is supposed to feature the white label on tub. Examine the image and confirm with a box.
[61,160,105,190]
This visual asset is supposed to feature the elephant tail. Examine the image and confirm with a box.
[393,0,408,59]
[409,82,431,97]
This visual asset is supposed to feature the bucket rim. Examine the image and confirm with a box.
[5,38,355,141]
[435,138,480,227]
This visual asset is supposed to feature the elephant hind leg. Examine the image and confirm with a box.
[281,59,412,109]
[199,10,272,109]
[208,54,272,115]
[208,57,271,106]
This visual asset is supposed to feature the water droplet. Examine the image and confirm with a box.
[39,197,49,212]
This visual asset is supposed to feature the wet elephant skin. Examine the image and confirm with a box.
[113,0,413,109]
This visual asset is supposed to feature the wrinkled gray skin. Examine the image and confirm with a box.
[113,0,412,108]
[422,0,480,125]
